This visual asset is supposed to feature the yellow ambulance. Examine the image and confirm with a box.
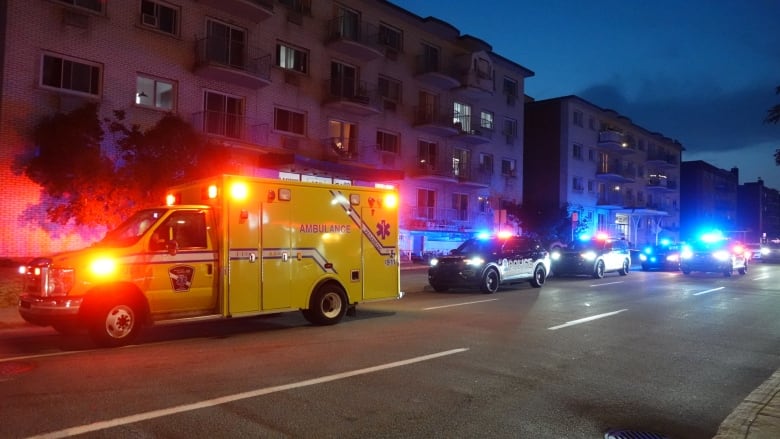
[18,175,402,346]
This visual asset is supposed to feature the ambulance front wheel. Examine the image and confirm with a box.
[89,299,141,347]
[303,283,347,326]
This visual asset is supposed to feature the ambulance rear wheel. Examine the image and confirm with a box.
[89,300,140,347]
[303,284,347,326]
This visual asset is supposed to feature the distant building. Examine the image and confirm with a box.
[0,0,533,258]
[679,161,739,240]
[523,95,682,246]
[737,178,780,243]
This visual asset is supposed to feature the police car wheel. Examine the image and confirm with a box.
[530,264,546,288]
[618,259,629,276]
[304,284,347,326]
[481,268,500,294]
[593,261,605,279]
[89,301,140,347]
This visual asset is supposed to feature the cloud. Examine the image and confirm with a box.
[579,80,780,154]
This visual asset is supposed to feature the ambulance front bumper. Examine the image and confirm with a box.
[18,294,83,327]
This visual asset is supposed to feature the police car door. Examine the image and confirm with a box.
[502,237,524,280]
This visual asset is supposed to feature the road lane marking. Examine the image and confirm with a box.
[423,298,499,310]
[547,309,628,330]
[752,274,769,280]
[693,287,725,296]
[589,281,623,287]
[27,348,470,439]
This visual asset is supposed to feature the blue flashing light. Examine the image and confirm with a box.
[700,231,724,243]
[643,246,653,254]
[475,231,491,240]
[578,233,591,241]
[660,238,671,246]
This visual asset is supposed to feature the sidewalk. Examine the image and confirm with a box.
[0,290,777,438]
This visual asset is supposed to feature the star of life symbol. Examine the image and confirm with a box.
[169,265,194,292]
[376,220,391,240]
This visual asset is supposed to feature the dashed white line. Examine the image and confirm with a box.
[693,286,725,296]
[27,348,470,439]
[548,309,628,330]
[589,281,624,287]
[423,298,499,310]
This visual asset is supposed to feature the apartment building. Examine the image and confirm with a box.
[679,161,739,240]
[524,96,683,247]
[737,178,780,243]
[0,0,533,258]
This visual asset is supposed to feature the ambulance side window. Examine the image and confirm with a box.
[153,211,208,250]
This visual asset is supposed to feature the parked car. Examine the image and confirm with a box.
[551,234,631,278]
[427,234,550,293]
[638,242,681,271]
[679,237,748,277]
[758,241,780,263]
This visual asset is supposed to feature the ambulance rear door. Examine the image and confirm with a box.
[360,203,400,300]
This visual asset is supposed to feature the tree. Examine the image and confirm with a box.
[766,85,780,165]
[25,103,229,229]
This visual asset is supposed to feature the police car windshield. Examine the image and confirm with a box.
[686,239,731,251]
[98,209,168,247]
[569,239,600,251]
[454,238,500,255]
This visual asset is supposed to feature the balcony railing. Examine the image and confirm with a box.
[197,0,273,22]
[597,130,635,154]
[194,36,271,88]
[191,111,269,145]
[415,54,460,90]
[323,79,381,115]
[413,104,459,137]
[325,16,383,60]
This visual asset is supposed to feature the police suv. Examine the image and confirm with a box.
[427,234,551,294]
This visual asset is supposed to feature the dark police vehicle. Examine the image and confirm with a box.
[680,235,749,277]
[427,234,551,294]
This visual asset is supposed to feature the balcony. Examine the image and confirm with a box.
[453,114,492,145]
[596,162,635,182]
[194,36,271,89]
[410,154,457,183]
[402,207,473,233]
[454,65,494,99]
[597,130,636,155]
[197,0,273,22]
[191,111,268,145]
[597,191,627,208]
[322,137,359,162]
[413,105,459,137]
[323,79,381,116]
[325,16,384,61]
[646,177,678,192]
[456,164,492,187]
[415,55,460,90]
[645,152,678,169]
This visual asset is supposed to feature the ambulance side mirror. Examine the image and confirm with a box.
[166,240,179,256]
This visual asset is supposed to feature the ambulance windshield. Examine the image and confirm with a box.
[98,209,168,247]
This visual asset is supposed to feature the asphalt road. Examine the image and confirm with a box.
[0,264,778,438]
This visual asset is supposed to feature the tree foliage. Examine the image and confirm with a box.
[25,103,228,228]
[767,85,780,166]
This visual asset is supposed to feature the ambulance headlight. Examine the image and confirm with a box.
[580,251,597,261]
[90,258,118,277]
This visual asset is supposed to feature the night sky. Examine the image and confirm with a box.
[391,0,780,188]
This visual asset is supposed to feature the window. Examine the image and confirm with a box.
[480,111,494,130]
[572,176,584,191]
[573,110,583,127]
[334,5,360,40]
[141,0,178,35]
[587,180,595,192]
[452,193,468,221]
[503,118,518,144]
[417,189,436,219]
[418,140,437,170]
[377,130,399,154]
[328,119,357,157]
[479,153,493,173]
[421,43,439,72]
[572,143,583,160]
[501,159,516,177]
[474,57,492,80]
[206,20,246,69]
[330,61,359,98]
[154,211,207,250]
[274,107,305,135]
[204,91,244,139]
[136,75,175,110]
[378,23,402,51]
[41,53,101,96]
[452,148,469,177]
[588,149,596,162]
[503,77,518,106]
[453,102,471,132]
[276,42,308,74]
[56,0,103,13]
[378,75,401,110]
[589,117,596,130]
